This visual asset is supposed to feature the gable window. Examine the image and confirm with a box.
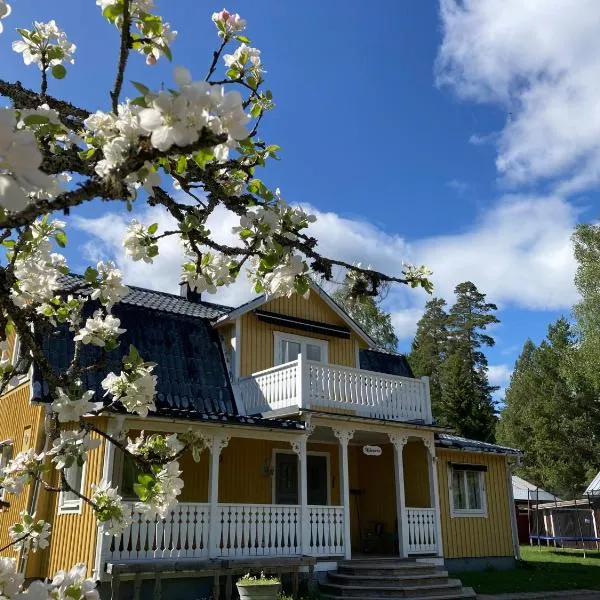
[449,463,487,517]
[274,332,328,366]
[59,462,85,513]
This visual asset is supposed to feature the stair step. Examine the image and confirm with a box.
[321,580,463,598]
[338,566,440,577]
[321,589,476,600]
[328,571,450,587]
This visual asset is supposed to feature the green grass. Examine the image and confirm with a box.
[457,545,600,594]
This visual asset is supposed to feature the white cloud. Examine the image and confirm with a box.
[488,363,512,388]
[73,194,577,341]
[436,0,600,192]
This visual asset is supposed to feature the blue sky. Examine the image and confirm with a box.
[3,1,596,396]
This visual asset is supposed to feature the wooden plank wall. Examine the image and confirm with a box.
[437,450,514,558]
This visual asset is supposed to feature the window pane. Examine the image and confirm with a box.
[282,340,301,363]
[306,344,322,362]
[121,455,137,499]
[64,464,83,503]
[452,469,465,510]
[466,471,482,510]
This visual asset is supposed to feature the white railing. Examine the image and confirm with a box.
[106,502,346,562]
[238,356,432,423]
[217,503,300,557]
[407,507,437,554]
[109,502,210,561]
[307,505,345,556]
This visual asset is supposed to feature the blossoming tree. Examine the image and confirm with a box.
[0,2,432,596]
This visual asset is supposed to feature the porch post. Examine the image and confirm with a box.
[207,433,230,559]
[389,433,409,558]
[291,436,309,555]
[424,437,444,558]
[333,428,355,560]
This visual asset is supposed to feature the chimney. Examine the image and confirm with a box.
[180,282,202,303]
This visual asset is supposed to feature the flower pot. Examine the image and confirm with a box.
[236,582,281,600]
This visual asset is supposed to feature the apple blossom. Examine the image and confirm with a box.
[8,511,51,553]
[12,20,75,71]
[49,563,99,600]
[0,558,23,598]
[223,43,262,73]
[73,310,125,348]
[135,460,183,519]
[101,364,157,417]
[50,388,100,424]
[211,9,246,38]
[181,252,235,294]
[89,261,129,310]
[47,430,100,470]
[91,481,131,536]
[1,449,46,496]
[122,220,158,263]
[0,1,11,34]
[126,432,183,462]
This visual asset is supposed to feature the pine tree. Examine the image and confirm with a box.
[331,282,399,351]
[497,320,600,497]
[439,281,499,441]
[408,298,448,418]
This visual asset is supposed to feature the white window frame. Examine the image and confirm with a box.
[7,335,30,388]
[271,448,332,506]
[0,443,13,501]
[273,332,328,366]
[448,466,487,518]
[58,461,86,514]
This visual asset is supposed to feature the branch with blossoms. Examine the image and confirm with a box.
[0,1,433,596]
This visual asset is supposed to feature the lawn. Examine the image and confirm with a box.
[457,545,600,594]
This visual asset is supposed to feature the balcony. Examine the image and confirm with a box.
[237,355,432,424]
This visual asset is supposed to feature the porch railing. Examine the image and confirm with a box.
[238,357,432,423]
[107,502,346,562]
[407,507,437,554]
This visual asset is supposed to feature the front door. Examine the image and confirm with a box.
[275,453,329,505]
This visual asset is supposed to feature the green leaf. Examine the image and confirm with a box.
[2,240,15,248]
[51,64,67,80]
[246,76,258,90]
[238,229,254,240]
[226,68,240,80]
[54,231,67,248]
[103,4,123,21]
[235,35,251,43]
[147,223,158,235]
[84,267,98,283]
[23,115,50,126]
[250,103,262,118]
[193,148,214,169]
[176,155,187,174]
[131,80,150,96]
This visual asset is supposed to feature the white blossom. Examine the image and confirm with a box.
[101,365,157,417]
[51,388,100,423]
[0,109,55,212]
[211,9,246,37]
[223,43,262,72]
[97,0,155,12]
[181,252,234,295]
[135,460,183,519]
[47,430,100,470]
[260,254,307,299]
[91,481,131,536]
[0,2,11,35]
[126,432,183,462]
[12,21,75,69]
[0,558,23,598]
[122,220,157,263]
[1,449,45,496]
[8,511,51,553]
[73,311,125,348]
[49,563,98,600]
[90,261,129,310]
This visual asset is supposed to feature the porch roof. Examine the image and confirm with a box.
[435,433,522,456]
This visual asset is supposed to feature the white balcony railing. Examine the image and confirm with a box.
[407,507,437,554]
[237,356,432,423]
[106,502,346,562]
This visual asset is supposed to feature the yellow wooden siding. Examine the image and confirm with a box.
[238,293,366,376]
[437,450,513,558]
[42,418,107,578]
[0,383,45,574]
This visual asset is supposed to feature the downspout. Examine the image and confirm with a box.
[505,456,521,561]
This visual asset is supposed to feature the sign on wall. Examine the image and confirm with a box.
[363,445,382,456]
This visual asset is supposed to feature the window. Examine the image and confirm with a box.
[120,454,138,500]
[449,464,487,517]
[274,332,328,365]
[59,462,85,513]
[0,443,13,501]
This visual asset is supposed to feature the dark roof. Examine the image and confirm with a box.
[359,348,414,378]
[436,433,522,456]
[33,302,237,417]
[58,273,232,320]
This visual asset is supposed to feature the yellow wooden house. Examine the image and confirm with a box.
[0,277,521,597]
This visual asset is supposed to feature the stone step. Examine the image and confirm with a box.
[338,564,440,577]
[321,588,477,600]
[320,579,464,598]
[328,571,450,587]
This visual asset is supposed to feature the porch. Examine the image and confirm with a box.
[237,355,433,424]
[98,418,443,572]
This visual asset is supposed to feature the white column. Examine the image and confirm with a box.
[389,433,409,558]
[421,376,432,423]
[333,428,354,560]
[207,433,230,559]
[424,437,444,558]
[291,437,309,555]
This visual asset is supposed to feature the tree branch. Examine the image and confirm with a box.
[110,0,132,113]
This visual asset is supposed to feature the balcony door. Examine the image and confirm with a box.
[274,451,330,505]
[274,332,328,366]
